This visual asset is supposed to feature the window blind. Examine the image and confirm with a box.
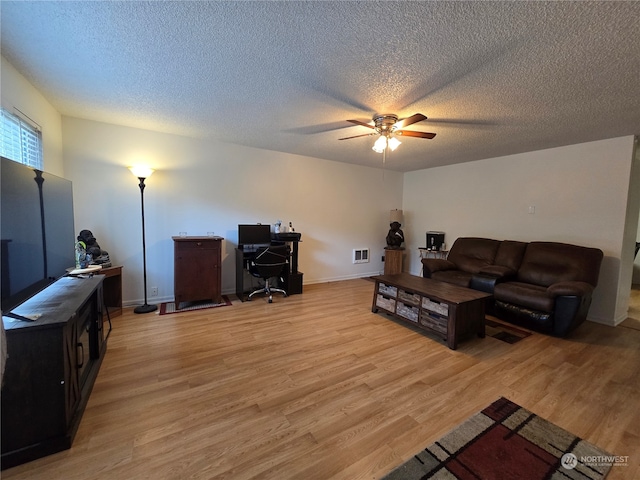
[0,108,43,169]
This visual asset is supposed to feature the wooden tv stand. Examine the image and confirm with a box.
[1,276,107,469]
[371,273,491,350]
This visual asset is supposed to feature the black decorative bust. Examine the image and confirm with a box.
[77,229,111,265]
[386,221,405,249]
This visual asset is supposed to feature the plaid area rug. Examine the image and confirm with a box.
[158,296,232,315]
[485,317,532,344]
[382,397,616,480]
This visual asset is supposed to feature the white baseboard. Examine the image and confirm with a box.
[587,313,627,327]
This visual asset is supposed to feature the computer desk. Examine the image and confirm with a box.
[235,237,303,301]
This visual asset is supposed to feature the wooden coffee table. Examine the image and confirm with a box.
[371,273,492,350]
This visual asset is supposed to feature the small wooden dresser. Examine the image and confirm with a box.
[173,236,223,308]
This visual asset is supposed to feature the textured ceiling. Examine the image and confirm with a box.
[1,1,639,172]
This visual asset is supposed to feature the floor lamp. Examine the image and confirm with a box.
[129,166,157,314]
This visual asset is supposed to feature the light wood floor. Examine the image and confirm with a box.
[3,279,639,479]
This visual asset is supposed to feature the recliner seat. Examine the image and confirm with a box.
[426,237,500,287]
[422,237,603,337]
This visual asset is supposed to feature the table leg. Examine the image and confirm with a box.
[447,314,457,350]
[478,303,486,338]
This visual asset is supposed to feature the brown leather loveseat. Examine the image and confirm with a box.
[421,237,603,337]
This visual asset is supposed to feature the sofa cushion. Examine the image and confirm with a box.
[478,240,527,278]
[494,240,528,271]
[431,270,474,288]
[422,258,456,275]
[478,264,517,278]
[494,281,554,312]
[545,281,594,299]
[446,237,501,274]
[517,242,603,288]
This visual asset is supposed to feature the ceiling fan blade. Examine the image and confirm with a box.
[338,133,377,140]
[396,130,436,139]
[394,113,427,129]
[285,120,367,135]
[347,119,376,129]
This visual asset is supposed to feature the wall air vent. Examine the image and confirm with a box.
[353,248,370,264]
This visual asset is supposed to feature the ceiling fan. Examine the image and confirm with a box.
[339,113,436,153]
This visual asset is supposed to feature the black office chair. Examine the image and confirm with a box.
[248,245,289,303]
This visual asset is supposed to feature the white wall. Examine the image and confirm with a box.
[403,136,638,326]
[0,56,63,175]
[618,138,640,315]
[632,140,640,284]
[62,117,403,305]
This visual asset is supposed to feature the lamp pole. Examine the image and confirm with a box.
[129,167,157,314]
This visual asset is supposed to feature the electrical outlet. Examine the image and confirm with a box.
[150,286,158,297]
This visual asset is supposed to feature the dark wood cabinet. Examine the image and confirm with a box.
[173,236,223,308]
[1,276,107,469]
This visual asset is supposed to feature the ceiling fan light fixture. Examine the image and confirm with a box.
[372,135,387,153]
[343,113,434,152]
[388,136,401,151]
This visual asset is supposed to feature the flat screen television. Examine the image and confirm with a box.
[1,156,75,315]
[238,224,271,246]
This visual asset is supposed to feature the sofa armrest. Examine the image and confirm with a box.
[421,258,456,277]
[478,265,517,279]
[547,281,594,298]
[470,274,500,293]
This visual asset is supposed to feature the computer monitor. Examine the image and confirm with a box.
[238,224,271,246]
